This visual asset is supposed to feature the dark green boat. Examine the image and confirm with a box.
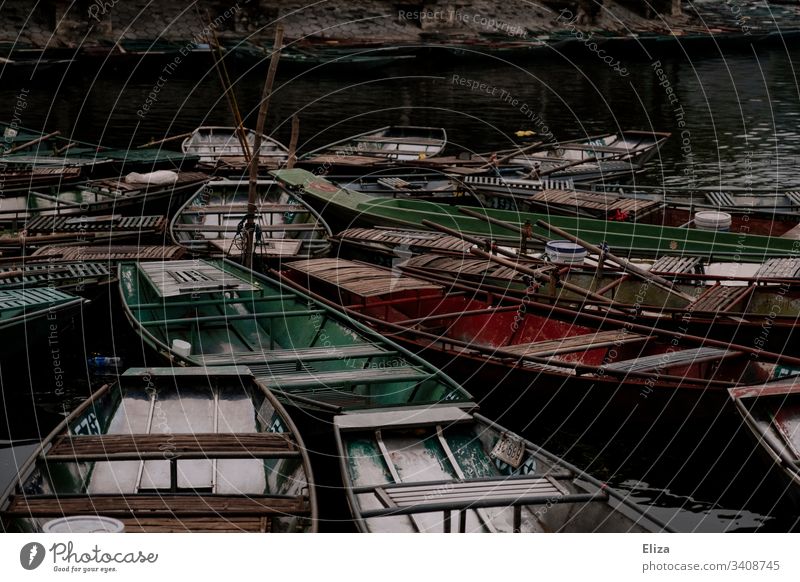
[273,169,800,259]
[0,288,87,368]
[0,366,318,533]
[119,258,467,413]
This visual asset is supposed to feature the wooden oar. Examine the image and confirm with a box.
[136,132,193,149]
[420,219,520,261]
[478,140,545,170]
[469,246,622,308]
[457,206,550,245]
[286,114,300,169]
[4,131,61,155]
[536,219,697,303]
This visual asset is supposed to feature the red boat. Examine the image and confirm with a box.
[277,258,800,425]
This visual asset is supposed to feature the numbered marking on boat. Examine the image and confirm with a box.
[490,432,526,468]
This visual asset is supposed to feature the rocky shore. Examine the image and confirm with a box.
[1,0,798,50]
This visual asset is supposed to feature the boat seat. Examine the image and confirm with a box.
[650,255,703,275]
[358,476,608,527]
[179,204,308,215]
[4,493,310,518]
[44,433,297,462]
[755,258,800,279]
[119,516,273,533]
[603,347,739,374]
[786,191,800,209]
[255,365,432,390]
[499,329,650,359]
[705,192,736,207]
[195,344,396,366]
[688,284,753,312]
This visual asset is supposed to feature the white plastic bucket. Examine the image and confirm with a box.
[545,240,587,265]
[695,211,732,232]
[43,516,125,533]
[172,339,192,357]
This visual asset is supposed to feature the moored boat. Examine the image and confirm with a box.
[0,262,115,294]
[0,366,318,533]
[298,126,447,173]
[273,169,800,259]
[169,178,331,262]
[0,171,209,226]
[0,288,87,368]
[182,126,289,173]
[118,258,468,413]
[729,378,800,506]
[278,257,800,421]
[334,407,670,532]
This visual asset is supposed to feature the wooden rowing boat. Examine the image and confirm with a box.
[118,258,470,413]
[169,179,332,263]
[182,126,289,173]
[278,258,800,420]
[0,366,318,533]
[396,254,800,341]
[498,130,671,183]
[335,171,476,202]
[465,180,800,237]
[0,171,209,225]
[0,215,168,257]
[335,407,670,532]
[273,169,800,259]
[729,378,800,506]
[0,262,115,294]
[298,126,447,172]
[0,288,86,368]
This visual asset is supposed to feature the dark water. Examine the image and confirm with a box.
[2,43,800,532]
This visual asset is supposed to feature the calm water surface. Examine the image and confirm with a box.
[2,43,800,532]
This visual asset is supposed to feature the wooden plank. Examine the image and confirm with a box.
[6,494,309,517]
[46,433,295,461]
[500,329,649,358]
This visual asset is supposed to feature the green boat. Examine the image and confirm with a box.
[334,408,670,532]
[0,367,317,533]
[119,258,467,413]
[0,288,86,368]
[273,168,800,259]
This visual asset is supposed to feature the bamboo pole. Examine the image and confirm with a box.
[286,115,300,169]
[5,131,60,155]
[469,247,619,307]
[244,24,284,268]
[136,132,193,149]
[535,219,697,302]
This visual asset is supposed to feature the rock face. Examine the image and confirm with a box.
[0,0,796,47]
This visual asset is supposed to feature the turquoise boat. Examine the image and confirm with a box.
[334,408,670,532]
[0,288,86,368]
[0,367,317,533]
[118,258,468,412]
[273,169,800,259]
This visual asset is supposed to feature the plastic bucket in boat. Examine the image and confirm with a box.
[545,240,587,265]
[43,516,125,533]
[172,339,192,357]
[694,211,732,232]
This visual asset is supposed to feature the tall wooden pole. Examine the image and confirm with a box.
[244,25,284,268]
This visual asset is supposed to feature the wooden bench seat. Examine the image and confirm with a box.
[358,476,607,521]
[689,284,752,312]
[44,433,297,462]
[180,204,308,214]
[651,255,703,275]
[501,329,649,359]
[255,366,431,390]
[604,347,739,374]
[4,493,309,518]
[196,344,395,366]
[120,516,272,533]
